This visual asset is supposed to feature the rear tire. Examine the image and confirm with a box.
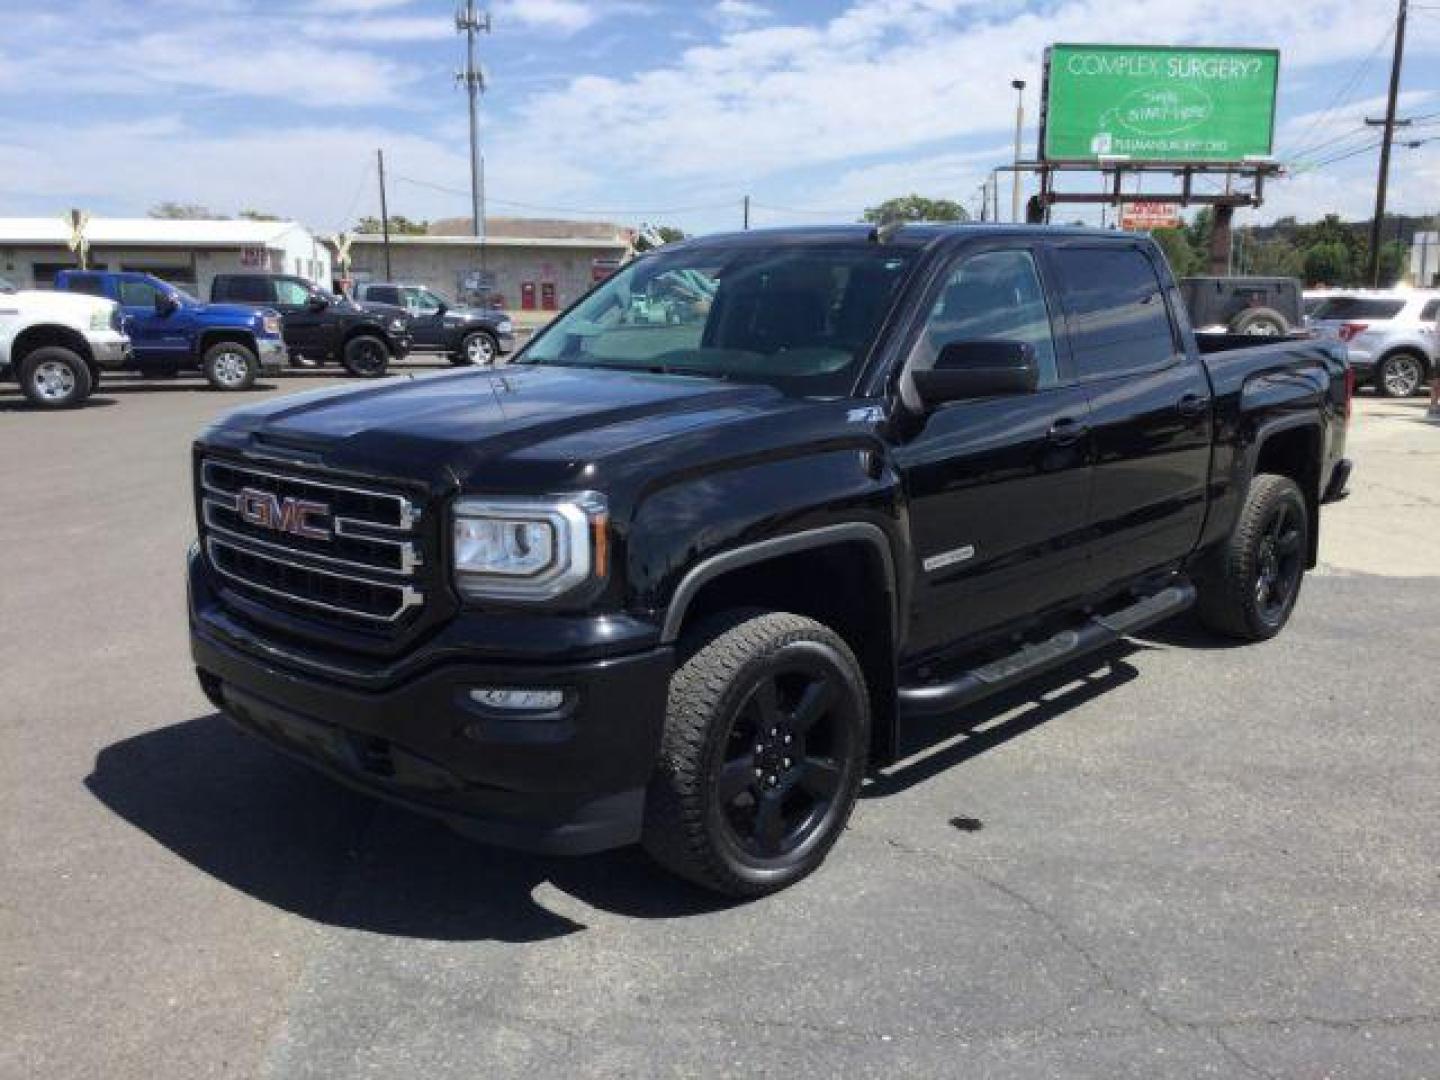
[341,335,390,378]
[1196,474,1309,641]
[1374,351,1426,398]
[642,611,869,898]
[201,341,259,391]
[19,346,93,409]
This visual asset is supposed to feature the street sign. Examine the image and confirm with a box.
[1120,201,1182,230]
[1041,44,1279,164]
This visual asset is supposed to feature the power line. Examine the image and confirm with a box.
[1282,21,1394,159]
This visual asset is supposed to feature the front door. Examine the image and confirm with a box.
[400,286,446,350]
[116,275,189,368]
[1046,242,1213,592]
[892,244,1093,659]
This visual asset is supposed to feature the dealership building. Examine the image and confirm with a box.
[337,218,632,323]
[0,217,332,296]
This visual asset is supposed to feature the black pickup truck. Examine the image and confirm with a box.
[210,273,411,378]
[188,225,1352,898]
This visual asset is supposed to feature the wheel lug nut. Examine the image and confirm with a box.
[783,734,792,745]
[783,758,791,768]
[754,767,763,777]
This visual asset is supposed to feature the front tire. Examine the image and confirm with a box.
[201,341,259,391]
[642,611,869,898]
[19,346,93,409]
[1196,474,1309,641]
[341,335,390,378]
[1375,351,1426,398]
[454,331,498,366]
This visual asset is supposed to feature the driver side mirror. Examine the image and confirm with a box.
[912,341,1039,408]
[155,292,179,316]
[305,293,329,312]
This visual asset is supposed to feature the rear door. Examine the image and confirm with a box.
[1047,242,1213,593]
[893,240,1094,656]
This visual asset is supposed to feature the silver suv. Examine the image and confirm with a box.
[1307,290,1439,397]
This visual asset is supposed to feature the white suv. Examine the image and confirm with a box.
[0,276,130,408]
[1306,290,1439,398]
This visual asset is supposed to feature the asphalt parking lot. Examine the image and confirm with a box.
[2,368,1438,1079]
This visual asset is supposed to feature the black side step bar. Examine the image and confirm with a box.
[897,582,1196,720]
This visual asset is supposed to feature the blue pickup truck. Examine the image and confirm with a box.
[54,270,286,391]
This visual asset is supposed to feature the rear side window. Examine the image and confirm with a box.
[366,285,401,305]
[1419,299,1440,321]
[1311,297,1405,321]
[1053,247,1178,378]
[216,276,272,303]
[64,274,107,297]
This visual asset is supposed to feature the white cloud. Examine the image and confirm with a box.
[309,15,454,42]
[712,0,772,30]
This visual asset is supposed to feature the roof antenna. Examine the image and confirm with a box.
[869,217,906,244]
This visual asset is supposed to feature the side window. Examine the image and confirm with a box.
[404,288,442,314]
[910,249,1059,388]
[1419,299,1440,322]
[218,277,269,303]
[118,279,161,307]
[1053,247,1178,379]
[274,279,311,306]
[368,285,400,306]
[65,274,107,297]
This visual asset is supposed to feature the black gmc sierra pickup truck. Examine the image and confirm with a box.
[188,225,1352,897]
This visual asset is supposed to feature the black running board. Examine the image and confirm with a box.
[897,582,1196,720]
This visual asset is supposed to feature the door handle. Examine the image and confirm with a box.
[1047,416,1089,446]
[1177,393,1211,418]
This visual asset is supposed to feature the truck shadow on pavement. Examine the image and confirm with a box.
[84,637,1166,944]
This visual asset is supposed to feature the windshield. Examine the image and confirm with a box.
[519,244,916,395]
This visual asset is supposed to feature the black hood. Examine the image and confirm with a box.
[206,364,792,491]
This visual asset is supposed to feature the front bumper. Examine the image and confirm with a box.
[256,337,286,373]
[389,332,412,358]
[188,553,672,855]
[497,331,517,356]
[87,330,132,370]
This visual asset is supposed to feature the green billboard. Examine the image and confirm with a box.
[1042,44,1279,163]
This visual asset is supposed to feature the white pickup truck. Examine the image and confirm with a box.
[0,275,131,408]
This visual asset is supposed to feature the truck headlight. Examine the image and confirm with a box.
[496,319,513,333]
[390,317,407,332]
[262,314,282,336]
[90,307,113,332]
[452,493,607,601]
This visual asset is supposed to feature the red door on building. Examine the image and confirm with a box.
[520,282,536,310]
[540,282,557,311]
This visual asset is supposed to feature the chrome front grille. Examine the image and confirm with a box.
[200,458,426,626]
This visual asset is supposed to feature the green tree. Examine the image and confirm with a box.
[1150,227,1201,277]
[355,215,429,235]
[237,208,282,221]
[862,194,969,224]
[1378,240,1408,287]
[1302,241,1353,286]
[149,201,224,220]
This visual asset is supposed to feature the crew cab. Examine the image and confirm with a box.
[210,273,411,378]
[188,225,1351,897]
[354,282,515,365]
[1,279,129,408]
[56,270,284,391]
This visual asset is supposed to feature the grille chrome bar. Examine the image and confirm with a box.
[201,503,423,577]
[201,459,422,531]
[206,537,422,623]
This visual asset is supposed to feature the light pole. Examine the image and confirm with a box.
[1011,79,1026,223]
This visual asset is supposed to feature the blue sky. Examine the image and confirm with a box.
[1,0,1435,236]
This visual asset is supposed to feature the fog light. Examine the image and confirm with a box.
[469,687,564,711]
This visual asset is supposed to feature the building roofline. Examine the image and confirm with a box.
[343,233,630,250]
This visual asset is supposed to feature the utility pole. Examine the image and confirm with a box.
[1011,79,1026,222]
[456,1,491,244]
[1367,0,1407,286]
[377,148,392,280]
[743,194,750,230]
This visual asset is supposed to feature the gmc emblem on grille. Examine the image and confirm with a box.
[236,487,331,541]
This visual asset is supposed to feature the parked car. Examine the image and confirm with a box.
[354,282,515,365]
[55,271,284,391]
[1179,276,1303,336]
[188,225,1351,897]
[210,273,411,378]
[1,284,129,408]
[1306,290,1439,397]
